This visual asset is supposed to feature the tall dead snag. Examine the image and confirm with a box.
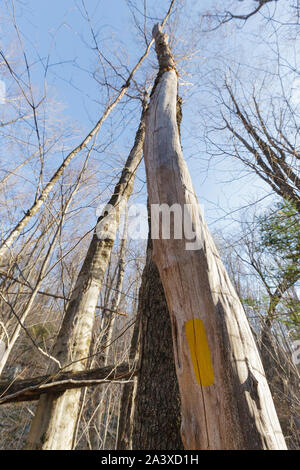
[143,24,287,450]
[25,109,146,450]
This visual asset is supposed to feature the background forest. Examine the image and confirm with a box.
[0,0,299,450]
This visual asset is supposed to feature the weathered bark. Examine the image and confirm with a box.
[117,231,182,450]
[143,24,286,450]
[260,327,300,449]
[25,110,146,450]
[0,363,135,404]
[131,235,183,450]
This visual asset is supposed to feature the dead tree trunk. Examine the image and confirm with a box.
[25,109,146,450]
[143,24,286,450]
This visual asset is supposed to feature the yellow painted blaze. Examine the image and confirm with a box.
[185,318,214,387]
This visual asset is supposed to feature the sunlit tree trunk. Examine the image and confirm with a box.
[25,110,146,450]
[101,211,128,367]
[89,215,129,449]
[143,24,286,450]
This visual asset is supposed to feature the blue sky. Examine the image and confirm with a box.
[1,0,293,235]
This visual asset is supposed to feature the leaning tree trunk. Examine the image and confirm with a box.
[143,24,286,450]
[131,234,183,450]
[25,108,146,450]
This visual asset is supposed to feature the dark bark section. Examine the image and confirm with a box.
[131,236,183,450]
[0,363,135,404]
[150,24,177,99]
[152,24,176,73]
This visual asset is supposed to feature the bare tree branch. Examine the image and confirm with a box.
[0,362,136,404]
